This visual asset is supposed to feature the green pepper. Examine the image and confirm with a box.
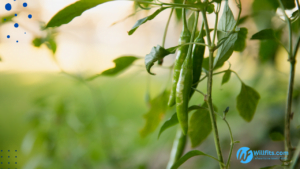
[176,12,199,135]
[189,23,205,98]
[167,8,191,107]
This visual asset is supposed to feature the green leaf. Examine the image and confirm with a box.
[188,108,212,147]
[128,7,168,35]
[0,56,2,62]
[214,3,238,67]
[173,0,183,21]
[140,90,170,137]
[206,3,215,14]
[158,113,178,138]
[211,0,221,3]
[234,27,248,52]
[237,15,249,25]
[269,132,284,141]
[281,0,295,10]
[46,0,111,28]
[292,11,300,34]
[221,70,231,85]
[158,105,201,138]
[171,150,222,169]
[214,32,238,67]
[145,45,176,75]
[252,0,279,12]
[217,2,236,32]
[45,38,57,54]
[259,40,279,63]
[291,10,299,19]
[251,29,277,40]
[32,38,44,47]
[101,56,139,76]
[187,13,196,33]
[236,83,260,122]
[0,14,15,24]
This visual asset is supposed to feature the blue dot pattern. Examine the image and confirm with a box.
[4,2,31,43]
[5,3,12,11]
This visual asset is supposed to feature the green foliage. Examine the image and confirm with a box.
[173,0,183,21]
[32,29,57,55]
[171,150,222,169]
[251,29,278,40]
[214,3,238,67]
[158,105,201,138]
[237,15,249,25]
[269,132,284,141]
[158,113,178,138]
[128,7,169,35]
[45,38,57,54]
[0,14,15,24]
[102,56,139,76]
[140,90,170,137]
[32,38,44,47]
[236,83,260,122]
[88,56,139,80]
[234,27,248,52]
[145,45,176,75]
[281,0,296,10]
[187,13,196,33]
[188,107,212,148]
[46,0,111,28]
[252,0,278,12]
[221,70,231,85]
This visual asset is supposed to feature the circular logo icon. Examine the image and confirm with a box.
[236,147,253,163]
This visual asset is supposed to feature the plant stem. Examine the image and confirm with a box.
[290,141,300,169]
[212,3,220,45]
[201,6,224,169]
[223,119,234,169]
[166,127,187,169]
[278,0,295,161]
[162,8,174,48]
[159,8,174,65]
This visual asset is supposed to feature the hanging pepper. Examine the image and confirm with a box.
[190,22,205,98]
[168,7,191,107]
[176,11,199,135]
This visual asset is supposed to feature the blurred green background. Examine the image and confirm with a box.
[0,0,300,168]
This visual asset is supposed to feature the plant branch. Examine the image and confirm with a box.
[162,8,174,48]
[278,0,295,161]
[224,118,234,169]
[202,2,224,168]
[290,140,300,169]
[192,87,206,97]
[212,3,220,45]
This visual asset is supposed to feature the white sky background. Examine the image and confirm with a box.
[0,0,299,77]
